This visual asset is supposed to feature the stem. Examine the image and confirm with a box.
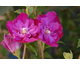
[38,40,44,59]
[42,41,45,51]
[33,6,44,59]
[33,6,37,18]
[22,44,26,59]
[78,54,80,59]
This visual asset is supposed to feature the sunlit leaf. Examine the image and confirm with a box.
[12,49,20,59]
[0,6,11,15]
[63,50,73,59]
[28,7,33,15]
[26,6,33,16]
[77,39,80,48]
[15,9,25,14]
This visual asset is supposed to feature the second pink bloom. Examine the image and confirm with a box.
[37,11,63,47]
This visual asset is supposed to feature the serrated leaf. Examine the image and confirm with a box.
[57,41,65,45]
[12,49,20,59]
[27,45,37,56]
[44,52,52,59]
[0,6,11,15]
[15,9,25,14]
[77,39,80,48]
[63,50,73,59]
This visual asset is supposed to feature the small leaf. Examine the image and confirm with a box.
[77,39,80,48]
[44,52,52,59]
[27,45,37,56]
[15,9,25,14]
[45,45,51,49]
[57,41,65,45]
[0,6,11,15]
[28,7,33,15]
[63,50,73,59]
[12,49,20,59]
[26,6,33,16]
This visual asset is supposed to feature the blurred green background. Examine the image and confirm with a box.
[0,6,80,59]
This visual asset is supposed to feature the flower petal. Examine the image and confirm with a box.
[16,13,28,23]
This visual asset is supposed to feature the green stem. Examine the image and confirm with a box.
[42,41,45,51]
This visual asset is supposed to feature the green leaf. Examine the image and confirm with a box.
[27,45,37,56]
[44,52,53,59]
[25,41,38,50]
[26,6,33,16]
[28,7,33,15]
[77,39,80,48]
[57,41,66,45]
[12,49,20,59]
[0,6,11,15]
[37,6,45,13]
[63,50,73,59]
[45,45,51,49]
[30,54,38,59]
[15,9,25,14]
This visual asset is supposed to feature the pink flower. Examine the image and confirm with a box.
[6,13,41,43]
[37,11,63,47]
[0,34,22,53]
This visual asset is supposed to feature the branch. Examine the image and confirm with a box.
[38,40,44,59]
[22,44,26,59]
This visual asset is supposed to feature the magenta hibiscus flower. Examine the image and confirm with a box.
[0,34,22,53]
[6,13,41,43]
[37,11,63,47]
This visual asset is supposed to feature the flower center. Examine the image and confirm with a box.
[22,28,29,34]
[45,30,50,34]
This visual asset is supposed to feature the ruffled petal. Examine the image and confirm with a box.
[16,13,28,23]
